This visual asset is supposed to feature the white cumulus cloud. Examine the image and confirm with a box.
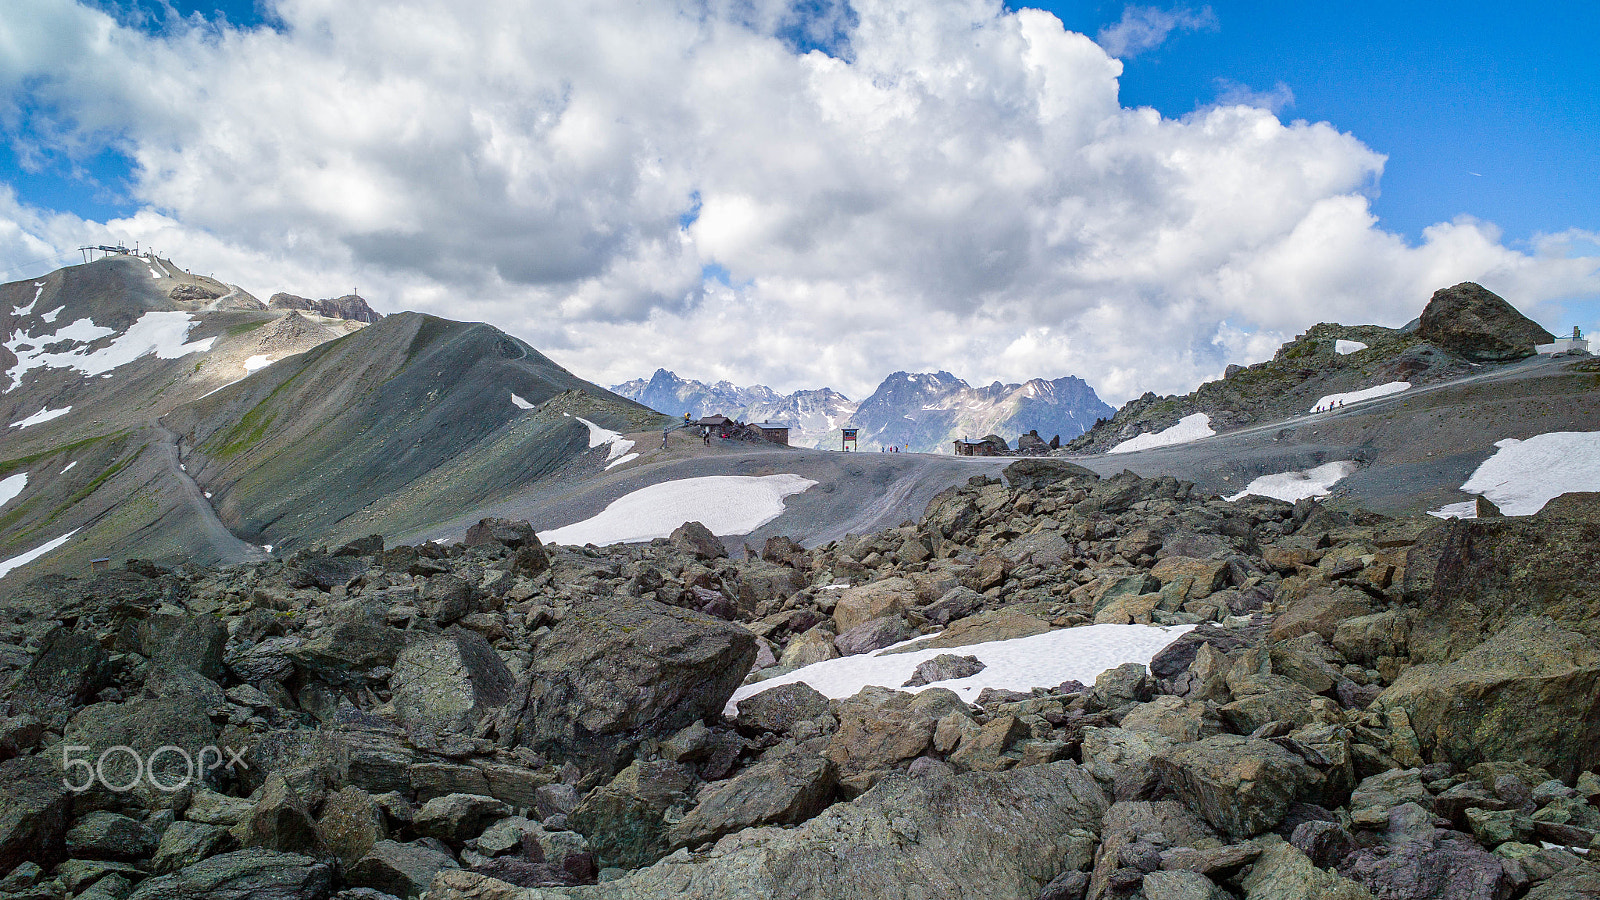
[0,0,1595,404]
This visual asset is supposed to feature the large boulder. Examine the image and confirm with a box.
[670,521,726,560]
[429,762,1110,900]
[569,759,693,869]
[832,578,918,633]
[63,696,219,806]
[0,755,72,871]
[666,750,836,849]
[1153,736,1313,841]
[1403,498,1600,662]
[1416,282,1553,362]
[494,599,757,774]
[125,849,332,900]
[733,682,830,736]
[1239,837,1375,900]
[8,627,110,727]
[391,628,515,736]
[348,839,459,899]
[1373,616,1600,782]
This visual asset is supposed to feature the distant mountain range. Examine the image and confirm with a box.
[612,369,1113,453]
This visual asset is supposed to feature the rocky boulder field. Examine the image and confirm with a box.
[2,459,1599,899]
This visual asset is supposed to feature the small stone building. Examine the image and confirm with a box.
[751,423,790,446]
[953,439,996,456]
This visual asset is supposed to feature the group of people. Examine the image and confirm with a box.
[879,445,904,453]
[1314,399,1347,413]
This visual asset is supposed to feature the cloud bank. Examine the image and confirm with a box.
[1,0,1596,403]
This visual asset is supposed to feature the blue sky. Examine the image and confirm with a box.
[3,1,1598,399]
[1019,1,1600,245]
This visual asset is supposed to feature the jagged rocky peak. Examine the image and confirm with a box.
[267,291,383,323]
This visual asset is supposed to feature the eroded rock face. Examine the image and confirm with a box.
[1153,736,1312,841]
[125,849,332,900]
[1416,282,1553,362]
[495,599,757,774]
[666,749,836,849]
[1374,616,1600,782]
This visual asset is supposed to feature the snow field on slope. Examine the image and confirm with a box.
[0,530,78,580]
[9,406,71,429]
[510,393,536,410]
[5,311,216,390]
[1225,460,1358,503]
[1310,381,1409,412]
[1428,501,1478,519]
[540,474,816,546]
[244,355,274,372]
[727,622,1193,715]
[13,282,44,317]
[1108,413,1214,454]
[575,416,635,462]
[1458,432,1600,515]
[0,473,26,508]
[1335,340,1368,355]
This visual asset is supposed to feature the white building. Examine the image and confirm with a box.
[1537,327,1589,355]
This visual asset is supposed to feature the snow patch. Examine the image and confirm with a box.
[1335,340,1368,355]
[1109,413,1214,454]
[1428,501,1478,519]
[9,406,70,429]
[540,474,816,546]
[14,282,44,317]
[1458,432,1600,515]
[727,623,1193,715]
[510,393,536,410]
[59,461,76,474]
[604,452,639,471]
[0,530,77,580]
[0,473,26,508]
[1311,381,1409,412]
[575,416,636,462]
[243,355,273,373]
[5,311,216,391]
[1226,461,1358,503]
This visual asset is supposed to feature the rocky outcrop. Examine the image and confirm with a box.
[1417,282,1554,362]
[391,628,515,736]
[267,291,383,323]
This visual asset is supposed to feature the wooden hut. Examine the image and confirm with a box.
[751,422,790,446]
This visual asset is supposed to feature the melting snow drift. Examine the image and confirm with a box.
[1109,413,1215,454]
[728,623,1192,714]
[540,474,816,546]
[510,393,536,410]
[1335,340,1368,355]
[9,406,70,429]
[1226,461,1358,503]
[5,311,216,390]
[243,355,274,373]
[1311,381,1409,412]
[0,473,26,508]
[1428,501,1479,520]
[0,530,77,580]
[1458,432,1600,515]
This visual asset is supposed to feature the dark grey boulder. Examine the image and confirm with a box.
[666,750,835,849]
[569,760,693,869]
[65,811,156,861]
[9,627,110,727]
[494,598,757,773]
[125,848,332,900]
[1153,735,1312,840]
[833,615,914,656]
[151,821,233,874]
[669,521,726,560]
[903,654,986,687]
[390,628,514,736]
[347,840,458,899]
[0,755,73,871]
[733,681,830,735]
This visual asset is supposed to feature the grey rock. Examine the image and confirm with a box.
[922,587,984,627]
[390,628,514,736]
[495,599,756,774]
[1240,838,1375,900]
[1142,870,1233,900]
[568,760,693,869]
[833,616,914,656]
[151,822,233,875]
[1289,820,1355,869]
[65,812,156,862]
[1153,735,1312,841]
[1416,282,1553,362]
[667,751,835,849]
[902,654,986,688]
[669,521,726,560]
[734,682,830,736]
[0,756,72,871]
[429,761,1110,899]
[1039,870,1090,900]
[126,849,333,900]
[317,787,385,869]
[413,794,511,843]
[9,627,109,728]
[347,840,459,899]
[232,774,325,856]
